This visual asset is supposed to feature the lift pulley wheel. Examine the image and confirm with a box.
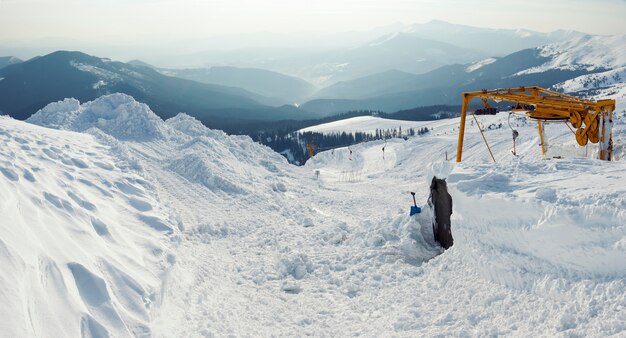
[588,126,600,144]
[569,111,582,128]
[576,128,589,146]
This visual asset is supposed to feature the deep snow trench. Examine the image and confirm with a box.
[1,94,625,337]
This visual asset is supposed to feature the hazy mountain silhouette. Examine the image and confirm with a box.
[406,20,588,55]
[0,51,316,127]
[161,66,317,104]
[0,56,22,70]
[302,48,597,115]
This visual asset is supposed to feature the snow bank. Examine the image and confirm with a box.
[165,113,224,139]
[0,117,177,337]
[28,93,168,141]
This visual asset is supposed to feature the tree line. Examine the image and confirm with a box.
[258,126,430,165]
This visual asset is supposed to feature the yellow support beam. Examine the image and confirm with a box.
[455,86,616,162]
[537,120,546,157]
[456,95,469,162]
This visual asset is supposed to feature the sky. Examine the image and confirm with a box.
[1,0,626,44]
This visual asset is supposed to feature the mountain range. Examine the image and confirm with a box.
[156,66,317,105]
[0,51,315,129]
[141,20,587,86]
[302,34,626,114]
[1,23,624,129]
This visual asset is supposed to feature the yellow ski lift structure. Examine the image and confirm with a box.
[456,86,616,162]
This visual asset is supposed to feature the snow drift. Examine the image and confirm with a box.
[0,116,178,337]
[28,94,168,141]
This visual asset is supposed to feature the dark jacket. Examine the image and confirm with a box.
[429,177,453,249]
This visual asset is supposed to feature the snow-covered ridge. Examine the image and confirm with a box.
[516,34,626,75]
[555,66,626,92]
[465,57,497,72]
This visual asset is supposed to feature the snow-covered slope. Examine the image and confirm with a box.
[2,93,625,336]
[517,34,626,75]
[0,115,178,337]
[299,115,429,134]
[514,34,626,103]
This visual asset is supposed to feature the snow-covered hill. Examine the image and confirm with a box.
[519,34,626,105]
[1,93,625,336]
[299,116,430,134]
[517,34,626,75]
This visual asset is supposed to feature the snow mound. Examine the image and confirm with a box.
[168,152,247,195]
[166,113,223,138]
[360,212,443,265]
[28,93,168,141]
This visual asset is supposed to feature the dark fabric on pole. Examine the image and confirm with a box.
[430,177,454,249]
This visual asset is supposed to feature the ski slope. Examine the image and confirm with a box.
[1,93,625,337]
[299,115,430,134]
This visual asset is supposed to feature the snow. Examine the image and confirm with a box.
[71,61,124,82]
[93,80,107,89]
[0,115,178,337]
[368,32,400,47]
[465,57,497,72]
[299,115,429,135]
[1,93,626,336]
[555,66,626,92]
[28,94,169,141]
[516,34,626,75]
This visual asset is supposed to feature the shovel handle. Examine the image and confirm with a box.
[410,192,417,207]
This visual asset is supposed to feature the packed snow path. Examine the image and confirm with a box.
[1,94,624,337]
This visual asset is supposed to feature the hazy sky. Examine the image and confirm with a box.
[1,0,626,43]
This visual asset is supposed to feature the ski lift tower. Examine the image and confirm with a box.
[455,86,616,162]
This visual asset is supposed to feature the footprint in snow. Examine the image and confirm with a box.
[67,191,97,211]
[138,215,172,233]
[44,192,74,212]
[94,161,114,171]
[90,217,111,237]
[129,197,152,211]
[0,167,19,182]
[70,158,89,169]
[23,169,36,182]
[67,262,111,306]
[115,180,145,196]
[61,157,89,169]
[42,148,60,160]
[78,179,114,198]
[63,171,74,181]
[13,136,29,144]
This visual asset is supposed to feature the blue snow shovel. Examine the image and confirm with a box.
[410,192,421,216]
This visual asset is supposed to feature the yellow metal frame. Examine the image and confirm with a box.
[456,86,615,162]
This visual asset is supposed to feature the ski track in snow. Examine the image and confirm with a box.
[1,93,625,337]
